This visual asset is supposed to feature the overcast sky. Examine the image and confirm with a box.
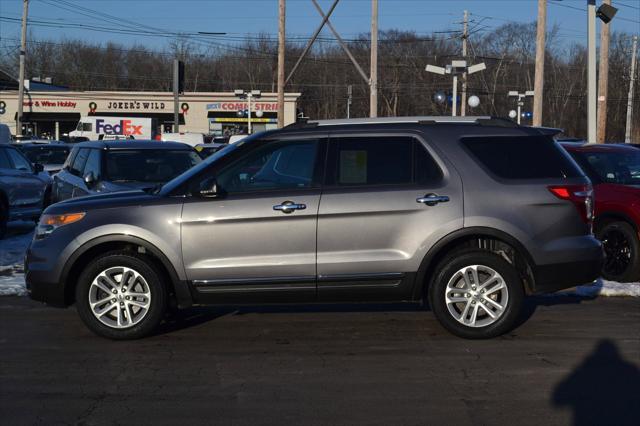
[0,0,638,53]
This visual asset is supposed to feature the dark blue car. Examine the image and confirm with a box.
[51,141,201,203]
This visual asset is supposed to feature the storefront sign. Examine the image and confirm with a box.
[106,101,166,110]
[206,102,278,112]
[23,100,77,108]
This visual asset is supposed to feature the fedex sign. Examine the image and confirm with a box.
[96,119,143,136]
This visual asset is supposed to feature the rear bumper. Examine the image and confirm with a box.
[532,237,604,294]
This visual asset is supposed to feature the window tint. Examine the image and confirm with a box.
[64,147,78,170]
[6,148,32,172]
[332,137,441,186]
[570,149,640,186]
[105,150,201,183]
[216,140,319,193]
[462,136,581,179]
[70,148,90,176]
[82,123,92,132]
[21,145,70,165]
[83,149,102,179]
[0,148,11,169]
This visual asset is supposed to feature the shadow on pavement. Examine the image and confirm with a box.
[552,339,640,426]
[156,295,596,336]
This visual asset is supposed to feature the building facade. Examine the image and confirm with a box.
[0,90,301,139]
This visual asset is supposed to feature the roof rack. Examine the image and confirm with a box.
[304,116,520,127]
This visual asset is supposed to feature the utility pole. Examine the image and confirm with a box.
[625,35,638,144]
[460,10,469,117]
[596,0,612,144]
[370,0,378,118]
[277,0,286,127]
[347,85,353,118]
[533,0,546,127]
[173,59,183,133]
[587,0,597,143]
[17,0,29,137]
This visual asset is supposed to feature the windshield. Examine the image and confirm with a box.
[158,133,260,195]
[572,149,640,186]
[105,149,201,183]
[21,145,70,165]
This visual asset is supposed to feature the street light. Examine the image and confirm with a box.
[426,60,486,116]
[587,0,618,144]
[234,89,262,134]
[508,90,535,125]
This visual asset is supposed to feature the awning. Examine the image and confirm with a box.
[14,112,81,122]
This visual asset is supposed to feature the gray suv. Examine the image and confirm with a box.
[25,117,603,339]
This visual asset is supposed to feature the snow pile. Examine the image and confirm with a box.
[0,224,34,296]
[572,279,640,297]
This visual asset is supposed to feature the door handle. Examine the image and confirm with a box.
[273,200,307,214]
[417,193,450,206]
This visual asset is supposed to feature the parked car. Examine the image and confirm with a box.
[562,143,640,282]
[161,132,207,146]
[51,141,201,203]
[0,144,52,238]
[14,143,71,175]
[26,116,602,340]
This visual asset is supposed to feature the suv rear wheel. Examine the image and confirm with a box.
[598,221,640,283]
[428,251,524,339]
[75,251,167,340]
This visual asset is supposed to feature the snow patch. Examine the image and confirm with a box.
[0,223,34,296]
[572,279,640,297]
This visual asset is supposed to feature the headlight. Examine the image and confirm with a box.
[35,212,85,239]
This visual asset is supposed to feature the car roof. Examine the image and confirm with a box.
[72,140,193,150]
[561,142,638,154]
[14,142,70,149]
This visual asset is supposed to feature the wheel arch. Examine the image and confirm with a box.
[61,234,192,308]
[595,212,638,234]
[413,227,537,299]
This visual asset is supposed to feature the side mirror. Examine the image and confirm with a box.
[198,177,223,198]
[34,163,44,173]
[84,171,97,187]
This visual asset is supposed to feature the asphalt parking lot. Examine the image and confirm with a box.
[1,295,639,426]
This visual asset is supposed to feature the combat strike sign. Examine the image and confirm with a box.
[106,101,166,110]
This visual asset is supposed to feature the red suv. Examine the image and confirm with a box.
[562,143,640,282]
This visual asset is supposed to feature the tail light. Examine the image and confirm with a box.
[548,184,594,230]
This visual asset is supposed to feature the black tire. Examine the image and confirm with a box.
[75,251,168,340]
[597,221,640,283]
[428,250,524,339]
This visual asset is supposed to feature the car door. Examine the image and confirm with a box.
[316,133,464,301]
[4,147,44,210]
[180,136,326,303]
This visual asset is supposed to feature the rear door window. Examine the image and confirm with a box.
[328,137,442,186]
[462,136,581,179]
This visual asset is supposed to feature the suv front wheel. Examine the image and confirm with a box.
[428,251,524,339]
[75,251,167,340]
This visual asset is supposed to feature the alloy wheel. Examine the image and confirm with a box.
[445,265,509,328]
[88,266,151,329]
[602,228,632,278]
